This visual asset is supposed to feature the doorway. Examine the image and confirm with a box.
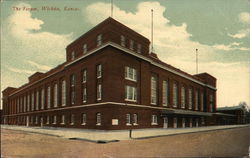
[163,117,168,128]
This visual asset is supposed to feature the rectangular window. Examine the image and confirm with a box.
[31,92,34,111]
[181,86,186,108]
[46,116,50,124]
[20,97,23,112]
[173,117,177,128]
[151,115,158,125]
[27,94,30,111]
[201,117,205,125]
[54,84,58,107]
[162,80,168,106]
[83,87,87,103]
[125,86,137,102]
[189,118,193,127]
[61,80,66,106]
[82,113,87,125]
[188,88,192,109]
[36,91,39,110]
[133,114,138,125]
[71,75,76,105]
[125,66,137,81]
[23,96,26,112]
[70,114,74,125]
[83,44,87,54]
[61,115,65,124]
[97,34,102,46]
[137,44,142,53]
[126,114,131,125]
[41,89,44,109]
[173,82,178,107]
[129,40,134,50]
[97,64,102,78]
[195,91,198,110]
[71,51,75,60]
[209,94,214,112]
[196,118,199,127]
[35,116,38,124]
[96,113,101,125]
[47,86,51,109]
[82,69,87,83]
[151,76,157,105]
[53,115,57,124]
[121,35,126,47]
[182,118,186,128]
[200,92,204,111]
[97,84,102,101]
[17,98,19,113]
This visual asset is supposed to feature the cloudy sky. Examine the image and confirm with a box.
[1,0,249,108]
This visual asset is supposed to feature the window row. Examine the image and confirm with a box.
[9,65,103,114]
[120,35,142,54]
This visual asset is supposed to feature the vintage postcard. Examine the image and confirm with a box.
[1,0,249,157]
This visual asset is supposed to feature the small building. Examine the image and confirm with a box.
[1,18,217,130]
[216,105,248,125]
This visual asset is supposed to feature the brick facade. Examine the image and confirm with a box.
[1,18,217,130]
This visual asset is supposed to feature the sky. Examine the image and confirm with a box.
[1,0,249,108]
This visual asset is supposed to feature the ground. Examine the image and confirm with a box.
[1,126,249,158]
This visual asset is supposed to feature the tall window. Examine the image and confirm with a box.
[20,97,23,112]
[189,118,193,127]
[173,117,177,128]
[27,94,30,111]
[61,115,65,124]
[61,80,66,106]
[54,84,58,107]
[71,51,75,60]
[41,89,44,109]
[162,80,169,106]
[31,92,34,111]
[23,95,26,112]
[70,114,75,125]
[173,82,178,107]
[133,114,138,125]
[181,86,186,108]
[36,91,39,110]
[209,94,214,112]
[129,40,134,50]
[53,115,57,124]
[125,86,137,102]
[97,34,102,46]
[137,44,142,53]
[151,115,158,125]
[47,86,51,109]
[182,118,186,128]
[70,75,76,105]
[188,88,192,109]
[97,64,102,78]
[151,76,157,105]
[96,113,101,125]
[82,69,87,83]
[125,66,137,81]
[195,91,198,110]
[83,87,87,103]
[97,84,102,100]
[46,116,50,124]
[200,92,204,111]
[17,98,19,113]
[121,35,126,47]
[126,114,131,125]
[82,113,87,125]
[196,118,199,127]
[83,44,87,54]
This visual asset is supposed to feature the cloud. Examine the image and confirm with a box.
[84,2,250,106]
[27,60,51,71]
[6,2,73,61]
[7,67,35,74]
[228,29,250,39]
[239,12,250,24]
[212,42,250,51]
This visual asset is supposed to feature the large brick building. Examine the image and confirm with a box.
[1,18,217,130]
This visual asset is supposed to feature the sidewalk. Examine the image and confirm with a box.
[1,124,249,142]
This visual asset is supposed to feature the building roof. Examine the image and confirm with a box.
[217,105,247,111]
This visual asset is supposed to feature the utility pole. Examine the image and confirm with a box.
[196,48,198,74]
[151,9,154,53]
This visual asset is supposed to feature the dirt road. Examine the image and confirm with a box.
[1,126,249,157]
